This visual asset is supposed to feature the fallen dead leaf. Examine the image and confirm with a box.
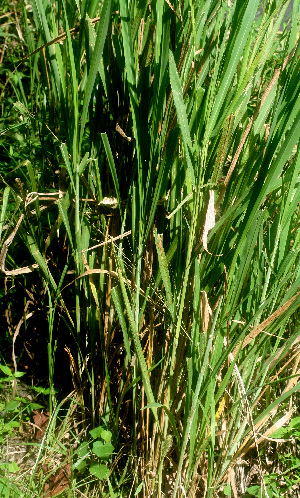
[32,410,50,440]
[43,461,71,497]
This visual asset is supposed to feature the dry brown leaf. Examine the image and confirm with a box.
[32,410,50,440]
[232,290,300,357]
[202,190,215,253]
[0,214,24,274]
[228,468,239,498]
[200,290,213,333]
[43,462,71,497]
[202,190,222,256]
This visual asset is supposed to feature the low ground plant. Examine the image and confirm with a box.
[0,0,300,496]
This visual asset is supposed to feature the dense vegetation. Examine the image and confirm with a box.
[0,0,300,496]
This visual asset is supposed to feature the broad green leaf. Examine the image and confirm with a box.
[90,426,112,442]
[89,463,110,480]
[92,441,114,460]
[8,462,20,473]
[90,426,103,439]
[6,421,20,429]
[75,441,90,458]
[0,364,13,377]
[101,430,112,443]
[14,371,25,378]
[27,403,43,410]
[5,400,20,411]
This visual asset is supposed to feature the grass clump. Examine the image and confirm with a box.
[0,0,300,496]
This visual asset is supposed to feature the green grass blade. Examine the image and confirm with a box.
[101,133,122,212]
[79,0,112,148]
[205,0,260,140]
[169,50,195,188]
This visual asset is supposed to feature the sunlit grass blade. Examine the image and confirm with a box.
[205,0,260,140]
[169,50,195,188]
[101,133,122,212]
[79,0,112,148]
